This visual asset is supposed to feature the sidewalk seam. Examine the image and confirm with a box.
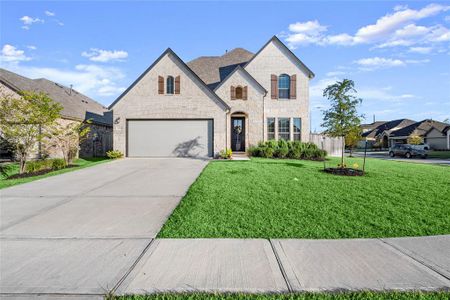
[110,238,155,295]
[379,238,450,283]
[269,239,293,292]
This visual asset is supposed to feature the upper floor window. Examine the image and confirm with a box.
[231,86,247,100]
[235,86,243,99]
[278,74,290,99]
[166,76,174,94]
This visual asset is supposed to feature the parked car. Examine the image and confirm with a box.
[410,143,430,151]
[389,144,428,159]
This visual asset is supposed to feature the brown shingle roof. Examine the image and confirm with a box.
[0,68,111,125]
[187,48,254,86]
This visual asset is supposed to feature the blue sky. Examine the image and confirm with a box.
[1,1,449,131]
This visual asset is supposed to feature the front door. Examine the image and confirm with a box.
[231,117,245,152]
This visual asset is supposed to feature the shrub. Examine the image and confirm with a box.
[25,160,52,173]
[247,146,260,157]
[51,158,66,170]
[219,148,233,159]
[275,139,289,158]
[0,163,14,178]
[261,146,274,158]
[106,150,124,159]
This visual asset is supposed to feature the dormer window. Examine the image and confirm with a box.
[166,76,174,94]
[278,74,290,99]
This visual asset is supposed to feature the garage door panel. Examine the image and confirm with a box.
[127,120,212,157]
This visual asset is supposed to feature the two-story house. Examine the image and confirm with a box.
[109,36,314,157]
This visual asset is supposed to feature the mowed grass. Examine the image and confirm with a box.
[158,157,450,239]
[115,291,449,300]
[0,157,110,189]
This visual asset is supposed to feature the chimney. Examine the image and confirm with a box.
[373,114,375,123]
[69,84,73,95]
[225,50,228,54]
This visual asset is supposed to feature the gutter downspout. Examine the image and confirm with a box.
[225,109,230,150]
[262,91,267,141]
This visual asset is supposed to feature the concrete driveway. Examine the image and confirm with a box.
[0,158,207,298]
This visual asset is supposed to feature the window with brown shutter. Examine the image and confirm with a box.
[158,76,164,94]
[235,86,243,99]
[290,74,297,99]
[271,74,278,99]
[242,86,248,100]
[175,76,180,94]
[230,86,236,100]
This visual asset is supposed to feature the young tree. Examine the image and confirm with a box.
[408,134,423,145]
[345,126,362,157]
[0,91,62,173]
[44,120,91,165]
[321,79,363,167]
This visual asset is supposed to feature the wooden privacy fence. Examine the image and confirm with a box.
[309,133,343,157]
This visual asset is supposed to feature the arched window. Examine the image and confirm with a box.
[278,74,290,99]
[235,86,243,99]
[166,76,174,94]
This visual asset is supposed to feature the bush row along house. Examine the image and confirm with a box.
[360,118,450,150]
[0,68,113,160]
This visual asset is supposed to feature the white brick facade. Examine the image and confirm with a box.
[111,37,313,156]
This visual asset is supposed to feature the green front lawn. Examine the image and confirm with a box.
[428,151,450,159]
[158,157,450,239]
[0,157,110,189]
[115,292,449,300]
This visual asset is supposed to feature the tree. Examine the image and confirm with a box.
[44,120,91,165]
[345,126,362,157]
[408,134,423,145]
[0,91,62,173]
[321,79,363,167]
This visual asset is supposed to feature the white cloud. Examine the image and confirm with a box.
[355,57,406,69]
[27,45,37,50]
[0,44,31,63]
[81,48,128,62]
[408,46,433,54]
[45,11,55,16]
[284,3,450,49]
[20,16,43,29]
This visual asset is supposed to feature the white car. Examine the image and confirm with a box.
[410,143,430,151]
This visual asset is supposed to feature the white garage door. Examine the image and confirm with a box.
[127,120,213,157]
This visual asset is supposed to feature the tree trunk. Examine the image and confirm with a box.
[19,156,26,174]
[349,146,353,157]
[341,137,345,168]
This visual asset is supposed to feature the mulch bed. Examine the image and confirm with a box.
[323,167,364,176]
[7,165,77,180]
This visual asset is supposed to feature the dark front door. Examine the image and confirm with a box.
[231,117,245,152]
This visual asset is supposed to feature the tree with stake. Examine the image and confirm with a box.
[0,91,62,174]
[321,79,363,168]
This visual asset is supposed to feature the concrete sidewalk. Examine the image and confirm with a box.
[115,236,450,295]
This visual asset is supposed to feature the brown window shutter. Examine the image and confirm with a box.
[175,76,180,94]
[158,76,164,94]
[230,86,236,100]
[242,86,248,100]
[290,74,297,99]
[271,74,278,99]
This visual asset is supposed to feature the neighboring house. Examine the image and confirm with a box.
[359,119,416,149]
[110,36,314,158]
[0,68,113,159]
[389,119,450,150]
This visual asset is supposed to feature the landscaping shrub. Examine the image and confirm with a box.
[275,140,289,158]
[249,140,326,160]
[219,148,233,159]
[25,160,52,173]
[51,158,66,170]
[106,150,124,159]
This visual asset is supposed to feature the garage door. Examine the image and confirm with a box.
[127,120,213,157]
